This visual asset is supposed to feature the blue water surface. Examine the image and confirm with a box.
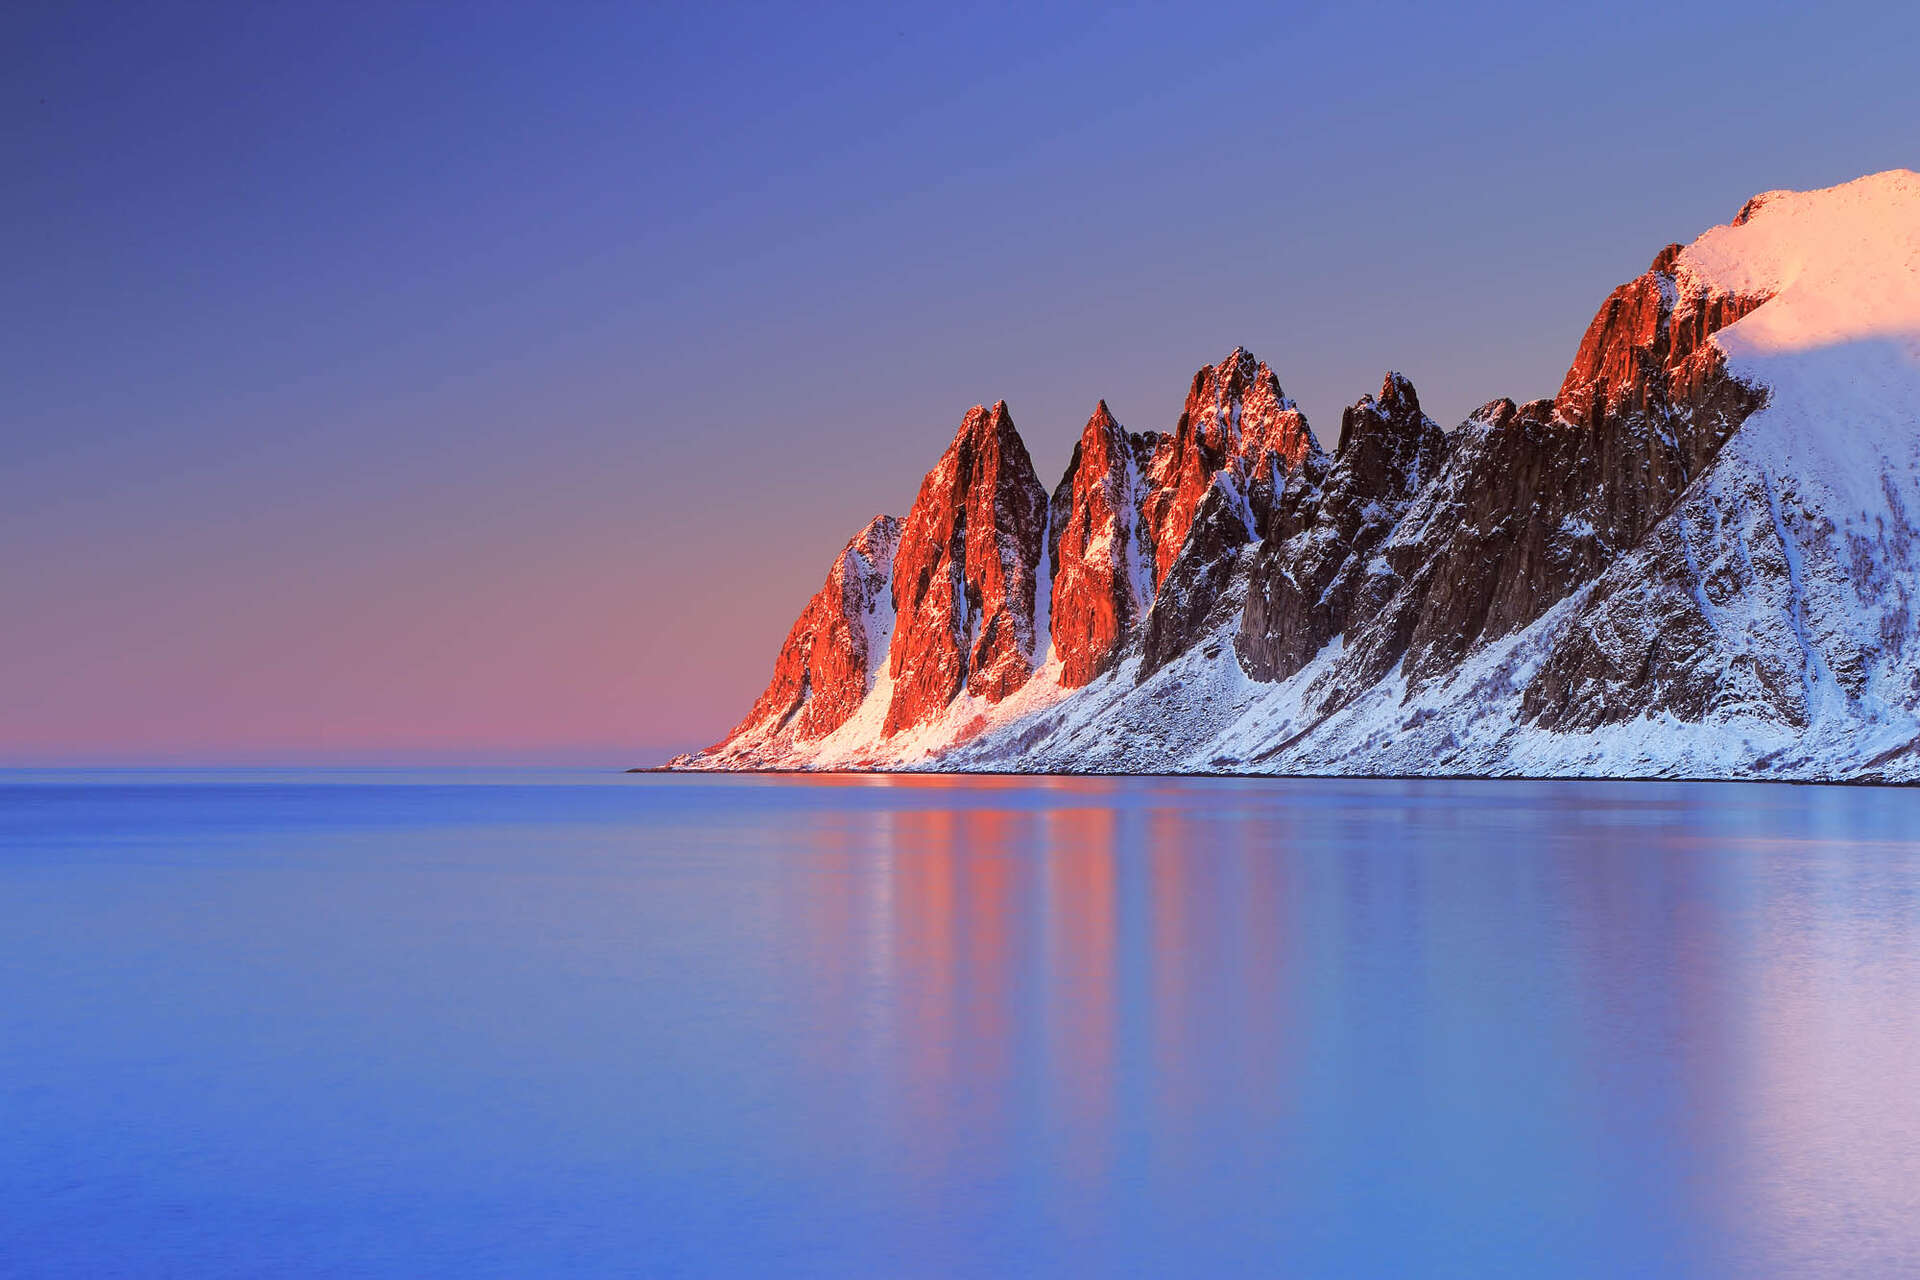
[2,772,1917,1277]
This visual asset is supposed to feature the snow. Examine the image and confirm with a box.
[684,171,1920,782]
[1121,445,1155,614]
[1683,171,1920,352]
[1029,504,1054,670]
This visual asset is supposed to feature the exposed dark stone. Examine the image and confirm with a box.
[1140,475,1258,677]
[1329,261,1768,702]
[1139,348,1315,593]
[1236,373,1448,683]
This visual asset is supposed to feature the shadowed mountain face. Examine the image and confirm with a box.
[1237,372,1449,688]
[679,170,1920,783]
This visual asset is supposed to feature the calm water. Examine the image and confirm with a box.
[2,772,1917,1277]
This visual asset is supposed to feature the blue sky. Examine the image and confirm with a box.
[5,0,1918,762]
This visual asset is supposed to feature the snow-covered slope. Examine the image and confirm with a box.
[673,170,1920,781]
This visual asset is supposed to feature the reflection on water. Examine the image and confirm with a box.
[1,773,1917,1277]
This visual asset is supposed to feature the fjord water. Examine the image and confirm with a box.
[3,774,1917,1277]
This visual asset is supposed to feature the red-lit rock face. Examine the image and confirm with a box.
[1048,401,1152,689]
[1127,349,1325,675]
[1555,243,1770,430]
[678,171,1920,782]
[709,514,902,750]
[1235,364,1318,479]
[1139,348,1317,591]
[884,401,1049,735]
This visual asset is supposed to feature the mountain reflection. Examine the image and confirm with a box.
[762,777,1920,1276]
[7,775,1918,1275]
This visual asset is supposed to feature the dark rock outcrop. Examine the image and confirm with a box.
[1515,478,1813,732]
[1128,350,1325,676]
[1406,266,1765,681]
[1139,348,1312,592]
[1236,373,1448,683]
[1138,474,1259,677]
[1268,251,1773,713]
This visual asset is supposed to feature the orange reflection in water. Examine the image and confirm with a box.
[771,786,1126,1176]
[1042,805,1120,1193]
[702,777,1920,1274]
[768,778,1308,1214]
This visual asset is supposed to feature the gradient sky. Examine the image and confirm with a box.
[6,1,1919,764]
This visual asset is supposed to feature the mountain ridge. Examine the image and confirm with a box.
[670,169,1920,782]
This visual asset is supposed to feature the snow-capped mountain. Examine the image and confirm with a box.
[672,170,1920,781]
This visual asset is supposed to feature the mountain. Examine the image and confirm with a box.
[672,170,1920,782]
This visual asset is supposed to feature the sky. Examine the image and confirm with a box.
[5,0,1919,765]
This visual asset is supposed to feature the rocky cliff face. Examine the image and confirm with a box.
[1237,372,1448,687]
[707,515,902,755]
[676,170,1920,782]
[1555,243,1769,433]
[883,401,1049,736]
[1047,402,1154,689]
[1132,351,1325,676]
[1045,354,1324,687]
[1138,348,1314,589]
[1339,248,1774,701]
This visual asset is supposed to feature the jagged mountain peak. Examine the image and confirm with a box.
[881,399,1049,737]
[1376,370,1419,414]
[848,511,902,555]
[1179,346,1298,421]
[679,170,1920,782]
[1337,371,1429,454]
[957,398,1015,433]
[694,513,905,760]
[1213,344,1260,381]
[1048,396,1158,688]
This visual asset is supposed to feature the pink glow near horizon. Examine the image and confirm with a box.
[9,4,1919,763]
